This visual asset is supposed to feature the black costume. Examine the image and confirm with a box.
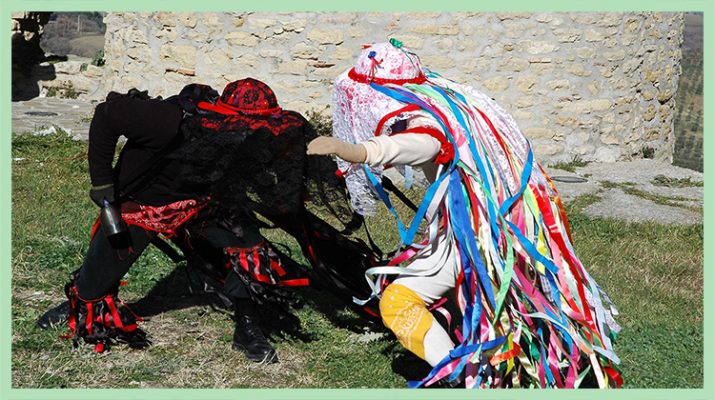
[56,84,297,361]
[44,79,382,361]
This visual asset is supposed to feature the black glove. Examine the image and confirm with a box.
[89,184,116,207]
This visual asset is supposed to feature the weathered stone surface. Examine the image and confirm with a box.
[518,40,559,54]
[203,13,223,28]
[523,127,553,139]
[307,29,344,44]
[81,11,684,166]
[565,63,592,77]
[248,17,278,30]
[276,59,309,75]
[53,61,85,75]
[206,49,230,66]
[562,99,612,114]
[160,44,197,68]
[515,96,537,108]
[656,89,674,103]
[291,42,319,59]
[409,24,459,35]
[600,133,620,145]
[584,29,605,42]
[126,45,152,61]
[154,12,176,27]
[224,31,259,47]
[178,13,197,28]
[546,79,570,90]
[594,146,621,162]
[497,57,530,72]
[552,28,581,43]
[283,19,306,32]
[421,55,456,70]
[575,47,596,59]
[82,65,104,78]
[534,143,564,156]
[515,76,538,92]
[482,76,510,92]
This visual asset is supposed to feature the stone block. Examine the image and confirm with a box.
[496,57,530,72]
[515,95,537,108]
[552,28,581,43]
[600,133,620,145]
[82,65,104,78]
[225,31,259,47]
[154,12,176,27]
[331,47,355,60]
[409,24,459,35]
[546,79,570,91]
[277,59,309,75]
[518,40,559,54]
[307,29,344,45]
[160,44,197,68]
[565,64,592,77]
[178,13,197,28]
[515,76,538,92]
[534,13,553,23]
[421,55,456,70]
[283,18,306,32]
[202,13,223,27]
[291,42,319,59]
[584,29,605,42]
[534,142,564,156]
[656,89,673,104]
[523,127,553,139]
[482,76,510,92]
[127,45,152,61]
[206,49,230,66]
[575,47,596,59]
[53,61,85,75]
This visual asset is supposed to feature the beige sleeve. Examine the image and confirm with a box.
[361,133,441,168]
[406,114,441,130]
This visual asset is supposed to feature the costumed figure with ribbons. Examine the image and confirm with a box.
[307,40,622,388]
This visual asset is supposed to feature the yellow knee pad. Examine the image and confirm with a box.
[379,283,434,360]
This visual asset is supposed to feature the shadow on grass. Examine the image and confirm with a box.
[124,254,391,346]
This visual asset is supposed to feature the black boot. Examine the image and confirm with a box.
[232,298,278,364]
[36,300,70,329]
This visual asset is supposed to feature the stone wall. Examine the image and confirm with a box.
[100,12,684,163]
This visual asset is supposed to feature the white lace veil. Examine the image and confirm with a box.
[331,41,425,215]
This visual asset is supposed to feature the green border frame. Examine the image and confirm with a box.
[1,1,711,399]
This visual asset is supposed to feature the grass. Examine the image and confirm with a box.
[651,174,703,188]
[11,131,703,388]
[550,156,590,173]
[600,180,702,213]
[46,83,81,99]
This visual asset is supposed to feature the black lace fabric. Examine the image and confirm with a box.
[168,111,379,321]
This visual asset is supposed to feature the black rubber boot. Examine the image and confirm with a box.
[232,298,278,364]
[36,300,71,329]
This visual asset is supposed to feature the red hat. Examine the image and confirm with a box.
[197,78,305,136]
[198,78,281,116]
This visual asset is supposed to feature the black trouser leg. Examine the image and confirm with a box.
[75,224,156,299]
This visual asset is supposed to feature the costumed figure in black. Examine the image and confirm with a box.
[38,78,382,363]
[37,82,303,363]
